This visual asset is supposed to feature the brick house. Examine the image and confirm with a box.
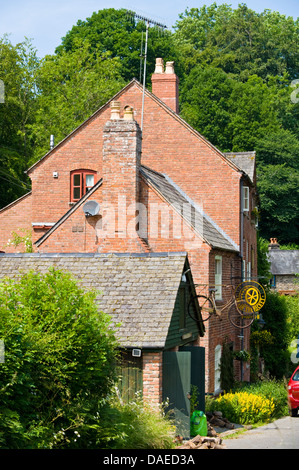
[0,58,258,394]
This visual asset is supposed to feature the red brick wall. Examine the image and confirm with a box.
[0,193,32,252]
[151,71,179,114]
[1,80,248,256]
[143,351,163,404]
[22,82,242,249]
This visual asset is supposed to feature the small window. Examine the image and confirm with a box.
[215,256,222,300]
[270,275,276,288]
[70,170,96,202]
[243,186,250,212]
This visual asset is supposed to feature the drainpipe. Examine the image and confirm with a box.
[240,179,244,382]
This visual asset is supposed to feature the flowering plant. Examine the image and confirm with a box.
[233,350,251,362]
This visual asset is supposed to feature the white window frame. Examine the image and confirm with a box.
[215,255,222,300]
[247,261,251,281]
[243,186,250,212]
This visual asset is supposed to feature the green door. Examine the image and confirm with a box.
[181,346,205,412]
[162,351,191,438]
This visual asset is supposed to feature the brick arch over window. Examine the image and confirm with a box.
[70,169,97,202]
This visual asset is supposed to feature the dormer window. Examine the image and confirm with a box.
[70,169,96,202]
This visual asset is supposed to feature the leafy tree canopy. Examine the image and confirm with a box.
[0,36,38,206]
[174,3,299,81]
[56,8,178,84]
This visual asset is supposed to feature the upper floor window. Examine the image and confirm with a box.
[70,169,96,202]
[215,255,222,300]
[242,186,250,212]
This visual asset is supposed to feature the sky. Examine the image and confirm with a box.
[0,0,298,58]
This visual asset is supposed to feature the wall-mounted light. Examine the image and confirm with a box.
[132,349,142,357]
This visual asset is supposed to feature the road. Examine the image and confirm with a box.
[223,416,299,449]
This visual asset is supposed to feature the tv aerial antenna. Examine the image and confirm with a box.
[127,11,167,130]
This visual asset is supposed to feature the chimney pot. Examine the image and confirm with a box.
[151,57,179,114]
[165,61,175,74]
[123,106,134,120]
[110,100,121,119]
[154,58,164,74]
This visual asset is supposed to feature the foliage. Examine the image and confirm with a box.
[233,350,251,362]
[235,378,289,419]
[94,393,176,449]
[55,8,178,85]
[285,295,299,344]
[258,291,289,378]
[256,235,272,287]
[256,164,299,244]
[250,330,274,348]
[0,268,118,448]
[6,228,32,252]
[175,4,299,243]
[207,391,275,425]
[174,4,299,81]
[0,36,37,207]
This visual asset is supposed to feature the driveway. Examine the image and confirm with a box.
[223,416,299,449]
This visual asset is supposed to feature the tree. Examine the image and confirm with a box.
[259,291,289,378]
[0,268,118,448]
[0,36,38,207]
[180,70,281,152]
[257,164,299,244]
[180,66,235,150]
[55,8,178,85]
[174,4,299,81]
[257,234,272,287]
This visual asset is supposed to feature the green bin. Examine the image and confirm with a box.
[190,410,208,437]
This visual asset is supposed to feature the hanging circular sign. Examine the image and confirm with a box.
[235,281,266,312]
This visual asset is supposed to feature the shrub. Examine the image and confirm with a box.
[94,393,176,449]
[207,391,275,425]
[239,378,289,418]
[0,268,118,448]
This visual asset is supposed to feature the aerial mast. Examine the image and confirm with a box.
[127,11,167,130]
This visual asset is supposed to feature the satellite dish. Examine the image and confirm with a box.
[83,200,100,217]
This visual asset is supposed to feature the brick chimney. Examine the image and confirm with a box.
[151,58,179,114]
[102,101,142,240]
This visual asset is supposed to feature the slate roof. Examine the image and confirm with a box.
[0,252,203,348]
[268,250,299,275]
[224,152,256,183]
[140,165,239,252]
